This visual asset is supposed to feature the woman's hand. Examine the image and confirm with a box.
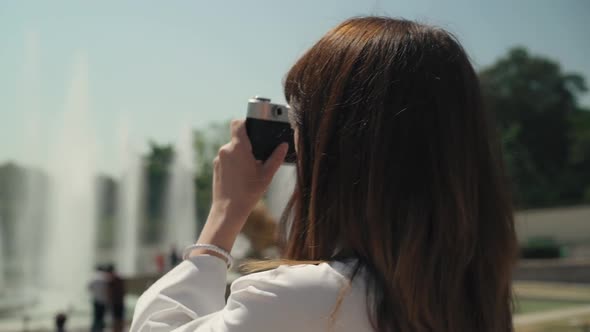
[193,119,288,255]
[211,119,288,227]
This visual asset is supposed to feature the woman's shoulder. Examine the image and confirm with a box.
[226,260,371,331]
[232,261,349,293]
[230,260,369,312]
[231,260,367,306]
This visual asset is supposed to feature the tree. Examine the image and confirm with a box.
[480,47,589,208]
[140,124,229,243]
[193,122,230,228]
[0,163,28,255]
[96,174,118,248]
[568,107,590,201]
[143,142,174,243]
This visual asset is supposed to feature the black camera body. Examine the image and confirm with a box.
[245,96,296,163]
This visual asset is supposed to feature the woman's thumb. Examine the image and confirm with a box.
[262,143,289,178]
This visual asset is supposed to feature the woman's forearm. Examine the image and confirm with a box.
[189,203,246,261]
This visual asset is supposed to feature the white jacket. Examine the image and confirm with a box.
[130,255,373,331]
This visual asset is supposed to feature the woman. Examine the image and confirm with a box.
[131,16,517,332]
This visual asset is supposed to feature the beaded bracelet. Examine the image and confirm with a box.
[183,243,234,269]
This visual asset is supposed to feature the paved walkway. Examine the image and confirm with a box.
[514,305,590,330]
[514,282,590,331]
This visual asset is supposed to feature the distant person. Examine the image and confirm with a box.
[88,266,108,332]
[169,245,180,269]
[154,252,165,274]
[55,312,67,332]
[106,264,126,332]
[130,17,517,331]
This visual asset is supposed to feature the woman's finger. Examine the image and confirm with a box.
[231,119,252,151]
[230,119,242,138]
[235,120,250,142]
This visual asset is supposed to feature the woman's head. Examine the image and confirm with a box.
[282,17,517,331]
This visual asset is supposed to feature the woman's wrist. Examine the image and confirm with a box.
[185,244,233,267]
[191,203,247,257]
[188,247,229,263]
[208,200,251,227]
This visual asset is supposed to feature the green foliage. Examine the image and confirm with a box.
[520,236,563,259]
[480,47,590,208]
[193,121,230,229]
[96,175,118,248]
[568,108,590,203]
[0,163,27,254]
[143,142,174,243]
[141,123,230,242]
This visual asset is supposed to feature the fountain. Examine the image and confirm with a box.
[14,30,43,296]
[115,126,144,277]
[0,35,202,330]
[164,127,197,249]
[12,166,45,302]
[0,31,46,313]
[0,213,4,293]
[41,54,97,308]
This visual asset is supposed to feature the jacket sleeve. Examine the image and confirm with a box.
[130,255,343,332]
[130,255,228,331]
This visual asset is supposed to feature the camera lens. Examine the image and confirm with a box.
[276,108,283,116]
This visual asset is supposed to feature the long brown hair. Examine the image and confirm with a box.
[278,17,517,331]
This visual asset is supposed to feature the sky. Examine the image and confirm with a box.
[0,0,589,175]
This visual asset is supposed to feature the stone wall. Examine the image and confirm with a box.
[514,259,590,284]
[516,205,590,245]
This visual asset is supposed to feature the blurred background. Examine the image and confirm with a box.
[0,1,589,331]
